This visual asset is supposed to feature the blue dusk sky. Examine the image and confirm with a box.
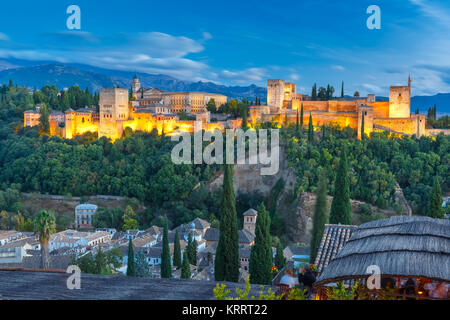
[0,0,450,96]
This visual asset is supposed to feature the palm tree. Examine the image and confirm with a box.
[34,210,56,269]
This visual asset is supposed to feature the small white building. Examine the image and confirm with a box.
[0,231,25,246]
[49,230,111,251]
[75,203,98,229]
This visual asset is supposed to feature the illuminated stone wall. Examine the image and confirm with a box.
[373,114,425,136]
[370,101,390,118]
[329,100,361,112]
[63,111,99,139]
[263,111,359,129]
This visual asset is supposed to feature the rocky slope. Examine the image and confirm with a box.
[208,146,402,244]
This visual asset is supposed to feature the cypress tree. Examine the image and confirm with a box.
[428,177,444,219]
[311,83,317,101]
[160,219,172,278]
[214,164,240,282]
[329,149,352,225]
[361,112,365,140]
[341,81,344,98]
[300,103,304,128]
[249,203,273,285]
[296,108,299,132]
[173,230,182,268]
[274,242,286,269]
[192,239,197,264]
[39,103,50,134]
[310,172,328,263]
[242,109,248,129]
[135,250,151,278]
[308,113,314,143]
[284,112,288,128]
[187,233,197,265]
[126,238,136,276]
[181,251,191,279]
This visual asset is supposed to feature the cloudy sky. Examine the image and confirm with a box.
[0,0,450,96]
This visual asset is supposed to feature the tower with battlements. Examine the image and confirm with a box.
[267,80,285,110]
[389,78,411,118]
[98,88,129,140]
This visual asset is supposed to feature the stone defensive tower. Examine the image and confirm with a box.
[267,80,285,110]
[357,105,374,140]
[98,88,129,140]
[389,78,411,118]
[64,109,75,139]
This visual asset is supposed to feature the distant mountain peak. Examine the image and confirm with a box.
[0,59,266,99]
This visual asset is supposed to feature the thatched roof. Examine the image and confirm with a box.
[314,224,357,273]
[316,216,450,286]
[0,270,267,300]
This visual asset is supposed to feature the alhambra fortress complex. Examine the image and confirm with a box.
[24,75,431,140]
[252,77,426,139]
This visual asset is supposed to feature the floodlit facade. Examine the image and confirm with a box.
[23,76,240,140]
[251,77,426,139]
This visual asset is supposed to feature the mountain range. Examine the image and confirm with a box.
[0,58,448,115]
[0,58,266,100]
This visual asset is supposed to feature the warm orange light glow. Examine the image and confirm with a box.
[76,123,99,135]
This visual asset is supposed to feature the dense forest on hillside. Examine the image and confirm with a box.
[283,124,449,216]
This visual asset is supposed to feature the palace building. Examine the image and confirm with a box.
[24,76,240,140]
[250,77,426,138]
[132,74,227,113]
[24,75,431,141]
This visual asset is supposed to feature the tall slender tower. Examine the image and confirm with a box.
[243,208,258,236]
[98,88,129,140]
[132,73,141,93]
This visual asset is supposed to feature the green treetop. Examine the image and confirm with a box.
[187,233,197,265]
[308,113,314,143]
[249,203,273,285]
[126,238,136,276]
[39,103,50,134]
[160,219,172,278]
[173,230,182,268]
[329,149,352,225]
[274,242,286,270]
[34,210,56,269]
[310,172,328,263]
[361,112,365,140]
[135,250,151,278]
[300,103,304,128]
[122,205,138,231]
[311,83,317,101]
[181,251,191,279]
[214,164,240,282]
[428,177,444,219]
